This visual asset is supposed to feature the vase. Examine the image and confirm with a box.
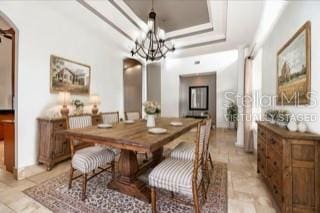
[297,122,307,133]
[147,114,155,128]
[287,120,297,132]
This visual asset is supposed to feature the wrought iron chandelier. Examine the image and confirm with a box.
[131,0,175,61]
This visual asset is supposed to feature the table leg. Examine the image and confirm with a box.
[152,147,163,164]
[107,149,151,203]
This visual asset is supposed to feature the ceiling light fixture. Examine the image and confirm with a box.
[130,0,175,61]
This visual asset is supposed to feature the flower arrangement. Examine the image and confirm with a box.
[276,110,290,123]
[72,99,84,114]
[143,101,161,115]
[264,109,291,127]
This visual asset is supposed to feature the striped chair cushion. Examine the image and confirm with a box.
[126,112,140,121]
[149,158,202,197]
[72,146,115,174]
[102,113,119,124]
[170,125,206,161]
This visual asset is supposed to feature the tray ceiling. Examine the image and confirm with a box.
[123,0,210,32]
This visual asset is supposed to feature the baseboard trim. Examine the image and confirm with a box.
[16,164,46,180]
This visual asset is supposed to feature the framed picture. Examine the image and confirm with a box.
[50,55,91,94]
[277,21,311,105]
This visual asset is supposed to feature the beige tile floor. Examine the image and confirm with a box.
[0,128,279,213]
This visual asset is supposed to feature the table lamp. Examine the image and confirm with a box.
[90,95,101,115]
[58,92,70,117]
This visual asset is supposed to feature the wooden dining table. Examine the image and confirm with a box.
[64,117,200,203]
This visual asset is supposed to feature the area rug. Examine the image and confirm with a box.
[24,162,227,213]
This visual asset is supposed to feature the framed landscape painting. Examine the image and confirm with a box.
[277,21,311,105]
[50,55,90,94]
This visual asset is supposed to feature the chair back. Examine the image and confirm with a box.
[67,114,93,155]
[192,120,207,183]
[101,111,119,124]
[68,114,92,129]
[125,111,140,120]
[203,118,212,168]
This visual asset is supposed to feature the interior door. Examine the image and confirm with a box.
[123,59,142,115]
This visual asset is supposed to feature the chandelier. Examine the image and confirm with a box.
[131,0,175,61]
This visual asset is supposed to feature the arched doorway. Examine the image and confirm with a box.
[0,12,17,175]
[123,58,143,117]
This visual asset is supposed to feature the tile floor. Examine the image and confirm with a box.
[0,129,279,213]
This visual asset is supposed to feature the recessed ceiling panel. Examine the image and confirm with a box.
[123,0,210,32]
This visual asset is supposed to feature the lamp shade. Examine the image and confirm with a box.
[90,95,101,105]
[58,92,71,105]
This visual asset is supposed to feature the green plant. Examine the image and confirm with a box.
[226,102,238,122]
[276,110,290,123]
[265,109,278,120]
[72,99,84,109]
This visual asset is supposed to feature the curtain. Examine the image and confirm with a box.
[244,57,254,153]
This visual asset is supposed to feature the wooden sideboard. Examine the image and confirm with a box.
[38,114,103,170]
[257,122,320,213]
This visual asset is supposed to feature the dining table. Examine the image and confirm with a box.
[64,117,200,203]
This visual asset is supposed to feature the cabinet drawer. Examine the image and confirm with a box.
[268,133,283,154]
[267,147,282,171]
[258,127,266,140]
[258,141,266,155]
[53,121,66,130]
[258,153,266,176]
[92,115,102,125]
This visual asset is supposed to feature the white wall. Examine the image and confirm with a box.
[0,18,12,109]
[261,1,320,133]
[0,1,133,170]
[162,50,238,127]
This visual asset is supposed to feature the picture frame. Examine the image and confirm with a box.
[277,21,311,105]
[50,55,91,94]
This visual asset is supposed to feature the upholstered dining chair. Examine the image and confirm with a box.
[100,111,120,155]
[149,121,206,213]
[125,111,148,161]
[101,111,119,124]
[170,118,213,188]
[67,114,115,201]
[125,111,140,121]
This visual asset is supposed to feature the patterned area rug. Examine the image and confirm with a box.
[24,162,227,213]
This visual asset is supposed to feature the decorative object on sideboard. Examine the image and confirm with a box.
[72,99,84,115]
[287,119,298,132]
[275,110,290,128]
[226,101,238,129]
[264,109,278,124]
[50,55,91,94]
[58,92,70,117]
[297,121,307,132]
[143,101,161,128]
[90,95,101,115]
[277,21,311,105]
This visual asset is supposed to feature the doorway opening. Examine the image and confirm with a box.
[123,58,143,117]
[179,72,217,127]
[0,15,16,174]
